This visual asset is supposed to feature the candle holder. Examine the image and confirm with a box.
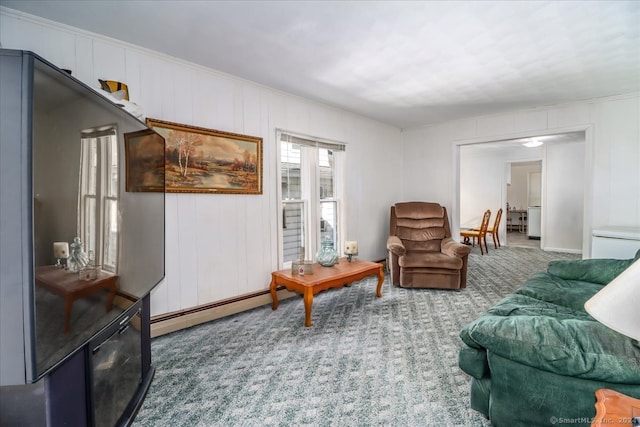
[345,251,358,263]
[344,240,358,262]
[53,242,69,269]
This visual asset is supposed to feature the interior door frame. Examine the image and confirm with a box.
[505,159,543,247]
[452,124,593,256]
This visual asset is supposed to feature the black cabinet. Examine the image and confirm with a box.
[0,49,164,425]
[90,298,153,427]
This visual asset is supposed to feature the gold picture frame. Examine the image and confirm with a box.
[145,118,263,194]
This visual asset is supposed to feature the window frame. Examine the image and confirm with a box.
[79,126,120,273]
[276,129,347,269]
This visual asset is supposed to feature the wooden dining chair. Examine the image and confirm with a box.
[475,207,503,249]
[460,209,491,255]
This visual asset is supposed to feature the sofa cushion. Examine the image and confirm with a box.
[513,272,604,312]
[402,239,442,252]
[463,314,640,383]
[547,256,635,285]
[399,251,463,270]
[461,300,640,384]
[394,202,444,219]
[483,293,593,321]
[396,225,446,242]
[458,291,594,380]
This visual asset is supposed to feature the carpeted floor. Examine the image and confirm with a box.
[133,247,580,427]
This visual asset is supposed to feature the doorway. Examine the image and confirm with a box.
[458,131,586,253]
[506,160,542,249]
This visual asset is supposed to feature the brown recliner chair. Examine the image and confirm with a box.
[386,202,472,289]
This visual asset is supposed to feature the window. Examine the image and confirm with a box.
[278,131,346,267]
[79,126,119,272]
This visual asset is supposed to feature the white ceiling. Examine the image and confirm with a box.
[2,0,639,129]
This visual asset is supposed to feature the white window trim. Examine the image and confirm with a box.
[276,129,347,269]
[79,126,119,273]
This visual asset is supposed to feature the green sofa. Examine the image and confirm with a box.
[459,253,640,427]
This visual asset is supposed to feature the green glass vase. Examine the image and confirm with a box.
[316,236,339,267]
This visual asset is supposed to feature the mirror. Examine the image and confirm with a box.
[32,58,165,377]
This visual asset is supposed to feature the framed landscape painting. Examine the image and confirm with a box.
[124,129,166,192]
[145,118,263,194]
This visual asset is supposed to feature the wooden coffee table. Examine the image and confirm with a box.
[35,266,118,333]
[270,258,384,327]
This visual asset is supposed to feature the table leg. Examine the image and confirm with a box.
[64,296,73,333]
[106,283,116,312]
[303,287,313,327]
[376,266,384,298]
[270,277,279,310]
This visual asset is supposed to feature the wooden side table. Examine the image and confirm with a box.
[592,388,640,427]
[35,266,118,333]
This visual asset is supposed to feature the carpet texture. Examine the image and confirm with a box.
[133,247,580,426]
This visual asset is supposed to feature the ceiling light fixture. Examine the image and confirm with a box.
[522,140,543,148]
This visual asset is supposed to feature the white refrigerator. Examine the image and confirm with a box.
[527,207,541,239]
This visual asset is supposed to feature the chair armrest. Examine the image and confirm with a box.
[441,237,471,257]
[386,236,406,256]
[458,344,489,380]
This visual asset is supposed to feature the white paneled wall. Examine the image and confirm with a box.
[1,9,402,317]
[403,95,640,257]
[544,141,585,252]
[598,97,640,227]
